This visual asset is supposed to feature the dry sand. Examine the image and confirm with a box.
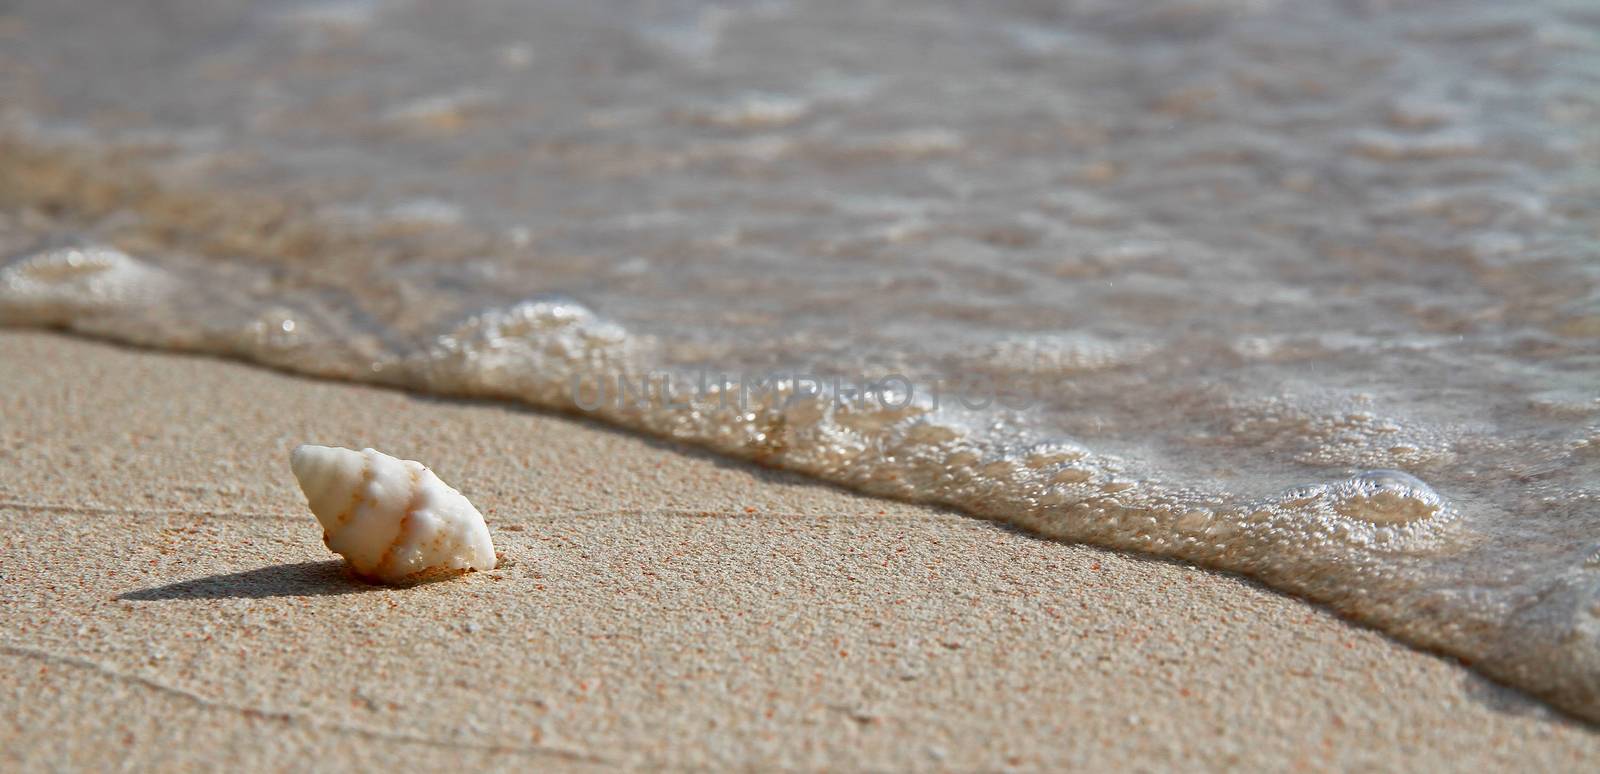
[1,330,1596,771]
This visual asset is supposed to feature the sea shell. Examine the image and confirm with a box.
[289,445,496,584]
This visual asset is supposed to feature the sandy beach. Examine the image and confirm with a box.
[0,329,1594,770]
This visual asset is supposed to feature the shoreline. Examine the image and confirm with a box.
[6,135,1596,725]
[2,329,1596,769]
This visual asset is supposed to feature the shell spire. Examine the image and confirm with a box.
[289,445,496,583]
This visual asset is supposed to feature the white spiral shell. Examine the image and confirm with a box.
[289,445,497,583]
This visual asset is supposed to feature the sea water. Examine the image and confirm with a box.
[2,0,1598,720]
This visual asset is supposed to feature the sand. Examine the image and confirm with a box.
[0,329,1596,771]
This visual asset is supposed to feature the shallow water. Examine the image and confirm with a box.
[3,0,1599,720]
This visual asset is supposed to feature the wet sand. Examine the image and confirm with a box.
[1,330,1596,770]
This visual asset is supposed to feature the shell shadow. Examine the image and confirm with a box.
[119,560,379,601]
